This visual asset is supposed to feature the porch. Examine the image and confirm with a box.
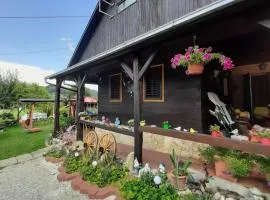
[46,0,270,194]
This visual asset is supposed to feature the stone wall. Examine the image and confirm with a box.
[89,128,208,160]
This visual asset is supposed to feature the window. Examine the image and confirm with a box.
[143,64,164,102]
[118,0,136,13]
[109,73,122,102]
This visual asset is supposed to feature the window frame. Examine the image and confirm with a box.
[117,0,136,13]
[143,64,165,103]
[109,73,122,103]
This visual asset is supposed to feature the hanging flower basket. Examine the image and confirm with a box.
[186,63,204,75]
[171,46,234,75]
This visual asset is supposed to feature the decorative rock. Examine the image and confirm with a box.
[87,184,100,199]
[178,188,192,196]
[249,188,262,196]
[220,195,225,200]
[213,192,221,200]
[225,198,235,200]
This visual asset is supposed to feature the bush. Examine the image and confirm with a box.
[225,156,251,178]
[60,116,75,132]
[120,178,179,200]
[44,147,66,158]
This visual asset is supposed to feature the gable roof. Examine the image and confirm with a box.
[47,0,240,79]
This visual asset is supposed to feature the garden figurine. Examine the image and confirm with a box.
[115,117,121,126]
[158,163,166,173]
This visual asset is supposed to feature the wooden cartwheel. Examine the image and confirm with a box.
[84,130,98,151]
[99,133,116,157]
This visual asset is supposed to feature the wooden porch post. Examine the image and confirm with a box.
[121,51,157,164]
[76,74,86,141]
[53,78,62,137]
[133,57,143,164]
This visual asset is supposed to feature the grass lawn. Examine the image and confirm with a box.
[0,123,53,160]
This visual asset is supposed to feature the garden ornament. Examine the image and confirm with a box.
[162,121,171,129]
[92,160,98,167]
[158,163,166,173]
[115,117,121,126]
[153,175,162,185]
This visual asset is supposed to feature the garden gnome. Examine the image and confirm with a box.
[133,158,140,174]
[158,162,166,173]
[138,163,151,177]
[115,117,121,126]
[102,116,106,123]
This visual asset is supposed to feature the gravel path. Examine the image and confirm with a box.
[0,157,89,200]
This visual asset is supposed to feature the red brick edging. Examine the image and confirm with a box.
[56,164,121,199]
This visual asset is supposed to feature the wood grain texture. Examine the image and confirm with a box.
[76,0,218,63]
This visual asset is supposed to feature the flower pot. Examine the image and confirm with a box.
[249,134,260,143]
[170,172,187,190]
[186,64,204,75]
[259,137,270,146]
[214,159,237,182]
[250,165,265,180]
[211,131,222,138]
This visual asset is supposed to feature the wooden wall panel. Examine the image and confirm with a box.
[77,0,218,62]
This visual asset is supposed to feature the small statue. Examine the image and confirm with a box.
[158,162,166,173]
[115,117,121,126]
[138,163,151,177]
[102,116,106,123]
[133,158,140,175]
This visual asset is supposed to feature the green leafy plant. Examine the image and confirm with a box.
[209,124,220,132]
[44,147,66,158]
[199,146,216,164]
[64,154,86,174]
[225,156,251,178]
[120,178,179,200]
[181,193,214,200]
[258,130,270,138]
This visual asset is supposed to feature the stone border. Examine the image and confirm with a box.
[56,165,121,199]
[0,147,51,168]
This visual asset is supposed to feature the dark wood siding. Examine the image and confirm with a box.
[77,0,218,63]
[98,53,203,131]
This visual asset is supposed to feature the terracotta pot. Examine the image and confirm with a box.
[259,137,270,146]
[214,160,237,182]
[170,172,187,190]
[211,131,222,138]
[250,165,265,180]
[186,64,204,75]
[249,134,260,143]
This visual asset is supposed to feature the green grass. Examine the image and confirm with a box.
[0,123,53,160]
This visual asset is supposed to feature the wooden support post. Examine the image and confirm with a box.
[133,57,143,164]
[28,103,35,129]
[76,74,87,141]
[120,51,157,164]
[53,78,62,137]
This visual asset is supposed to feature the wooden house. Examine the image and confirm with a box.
[47,0,270,162]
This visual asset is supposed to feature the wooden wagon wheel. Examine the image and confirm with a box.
[84,130,98,150]
[99,133,116,156]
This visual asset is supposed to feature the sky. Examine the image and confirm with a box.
[0,0,98,89]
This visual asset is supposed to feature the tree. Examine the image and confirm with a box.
[0,70,18,108]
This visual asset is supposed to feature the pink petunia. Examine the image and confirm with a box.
[203,53,212,60]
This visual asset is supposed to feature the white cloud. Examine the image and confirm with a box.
[61,37,75,52]
[0,60,54,86]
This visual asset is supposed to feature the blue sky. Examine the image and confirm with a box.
[0,0,97,72]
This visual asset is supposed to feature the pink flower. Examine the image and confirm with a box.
[185,52,190,61]
[203,53,212,61]
[206,47,212,53]
[222,57,234,70]
[197,48,204,53]
[187,47,193,53]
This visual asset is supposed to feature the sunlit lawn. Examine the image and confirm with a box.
[0,123,53,160]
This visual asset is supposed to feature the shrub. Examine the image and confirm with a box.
[225,156,251,178]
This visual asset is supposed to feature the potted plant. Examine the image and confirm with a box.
[209,124,222,138]
[169,149,191,190]
[162,121,171,129]
[171,45,234,75]
[258,130,270,146]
